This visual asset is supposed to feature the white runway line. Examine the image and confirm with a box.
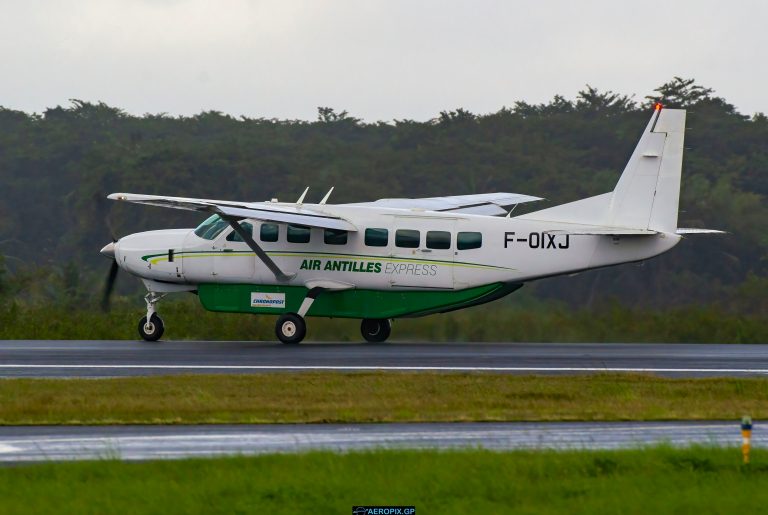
[1,364,768,374]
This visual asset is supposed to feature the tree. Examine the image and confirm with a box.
[645,77,714,108]
[575,86,636,115]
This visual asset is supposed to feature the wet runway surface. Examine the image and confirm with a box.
[0,421,758,462]
[0,340,767,377]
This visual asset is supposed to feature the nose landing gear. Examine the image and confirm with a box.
[139,292,166,341]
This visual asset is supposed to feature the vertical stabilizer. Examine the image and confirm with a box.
[517,107,686,232]
[608,107,686,232]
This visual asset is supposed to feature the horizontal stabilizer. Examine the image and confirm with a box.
[546,228,658,236]
[676,228,726,235]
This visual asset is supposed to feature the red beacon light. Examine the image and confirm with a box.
[654,102,663,111]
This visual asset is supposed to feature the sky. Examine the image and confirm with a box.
[0,0,765,121]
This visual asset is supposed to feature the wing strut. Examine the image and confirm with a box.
[224,217,295,282]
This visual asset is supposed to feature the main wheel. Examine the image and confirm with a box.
[276,313,306,344]
[138,313,164,341]
[361,318,392,343]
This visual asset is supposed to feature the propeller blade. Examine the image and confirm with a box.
[101,260,119,311]
[105,215,118,243]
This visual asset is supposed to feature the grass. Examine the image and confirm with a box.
[1,447,767,514]
[1,298,765,342]
[2,373,768,424]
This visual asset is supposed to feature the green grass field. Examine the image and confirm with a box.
[2,373,768,424]
[1,298,764,342]
[1,448,766,514]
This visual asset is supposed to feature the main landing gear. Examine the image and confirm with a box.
[275,313,307,344]
[360,318,392,343]
[274,313,393,344]
[138,292,166,341]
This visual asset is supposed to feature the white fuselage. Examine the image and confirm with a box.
[113,203,681,292]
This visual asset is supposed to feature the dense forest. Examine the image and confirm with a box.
[0,77,765,320]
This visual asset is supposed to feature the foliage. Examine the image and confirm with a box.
[0,78,764,313]
[0,297,764,342]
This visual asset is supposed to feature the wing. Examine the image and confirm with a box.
[344,192,542,216]
[107,193,357,231]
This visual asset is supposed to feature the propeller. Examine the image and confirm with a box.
[100,214,119,312]
[101,259,119,312]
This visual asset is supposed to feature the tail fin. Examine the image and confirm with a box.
[608,106,686,232]
[518,107,686,233]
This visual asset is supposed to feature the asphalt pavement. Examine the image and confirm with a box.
[0,421,758,462]
[0,340,766,377]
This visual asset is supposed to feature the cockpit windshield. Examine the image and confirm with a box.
[194,214,229,240]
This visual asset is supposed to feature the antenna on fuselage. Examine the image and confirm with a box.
[296,187,309,206]
[319,187,334,205]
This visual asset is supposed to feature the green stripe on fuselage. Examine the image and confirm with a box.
[197,282,509,319]
[143,250,512,271]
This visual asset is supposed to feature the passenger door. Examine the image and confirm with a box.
[388,217,455,289]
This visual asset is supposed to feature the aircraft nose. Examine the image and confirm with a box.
[100,242,116,259]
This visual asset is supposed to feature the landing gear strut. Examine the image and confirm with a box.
[139,292,166,341]
[361,318,392,343]
[274,287,322,344]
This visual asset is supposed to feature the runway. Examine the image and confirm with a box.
[1,340,767,378]
[0,421,759,462]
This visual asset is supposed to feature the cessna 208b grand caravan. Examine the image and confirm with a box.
[101,106,720,343]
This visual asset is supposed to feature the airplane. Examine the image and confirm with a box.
[100,105,721,344]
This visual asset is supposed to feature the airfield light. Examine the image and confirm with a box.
[654,103,663,111]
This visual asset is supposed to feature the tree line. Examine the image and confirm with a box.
[0,77,765,314]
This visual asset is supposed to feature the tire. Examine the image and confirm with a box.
[276,313,306,344]
[361,318,392,343]
[138,313,164,342]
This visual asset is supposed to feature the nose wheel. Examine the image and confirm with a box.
[139,292,166,341]
[138,313,165,341]
[276,313,307,344]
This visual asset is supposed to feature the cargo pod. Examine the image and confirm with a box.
[196,283,507,318]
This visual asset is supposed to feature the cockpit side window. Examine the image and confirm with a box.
[194,215,230,240]
[226,222,254,242]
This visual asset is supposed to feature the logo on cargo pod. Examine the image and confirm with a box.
[251,292,286,308]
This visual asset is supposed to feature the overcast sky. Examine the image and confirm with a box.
[1,0,765,121]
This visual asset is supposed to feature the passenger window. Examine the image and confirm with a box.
[365,228,388,247]
[395,229,420,248]
[260,223,279,242]
[324,229,347,245]
[457,232,482,250]
[226,222,254,242]
[287,224,311,243]
[426,231,451,250]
